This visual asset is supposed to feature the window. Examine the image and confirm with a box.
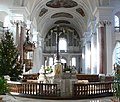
[4,15,10,28]
[70,57,76,67]
[113,42,120,65]
[49,57,53,66]
[115,15,119,27]
[59,38,67,52]
[114,15,119,31]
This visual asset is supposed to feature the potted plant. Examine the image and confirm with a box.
[0,77,8,101]
[112,64,120,102]
[63,66,72,73]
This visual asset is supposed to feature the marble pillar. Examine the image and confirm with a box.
[67,54,71,66]
[19,22,25,64]
[105,21,112,75]
[76,56,80,73]
[16,22,20,49]
[97,21,106,74]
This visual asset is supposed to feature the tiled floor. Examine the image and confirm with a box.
[1,95,112,102]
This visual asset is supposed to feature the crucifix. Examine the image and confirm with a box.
[52,25,63,61]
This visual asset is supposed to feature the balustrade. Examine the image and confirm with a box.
[8,81,60,97]
[73,82,113,98]
[8,81,113,99]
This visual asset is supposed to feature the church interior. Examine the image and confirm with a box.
[0,0,120,101]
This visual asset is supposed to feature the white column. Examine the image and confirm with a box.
[91,33,97,74]
[82,46,85,73]
[32,33,43,73]
[94,6,114,74]
[105,21,113,75]
[67,54,71,66]
[85,41,91,74]
[15,22,20,47]
[32,47,42,73]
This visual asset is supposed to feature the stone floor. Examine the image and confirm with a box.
[1,95,113,102]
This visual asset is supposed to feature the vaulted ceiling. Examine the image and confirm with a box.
[30,0,98,38]
[0,0,99,38]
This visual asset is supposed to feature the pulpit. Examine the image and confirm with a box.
[23,30,35,72]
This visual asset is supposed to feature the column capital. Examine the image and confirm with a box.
[10,20,21,25]
[97,20,111,27]
[20,21,27,27]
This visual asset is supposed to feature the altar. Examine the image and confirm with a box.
[38,63,78,97]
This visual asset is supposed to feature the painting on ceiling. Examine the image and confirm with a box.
[51,12,73,18]
[46,0,78,8]
[39,8,48,17]
[54,20,70,24]
[76,8,85,17]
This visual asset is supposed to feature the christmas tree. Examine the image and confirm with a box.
[113,64,120,101]
[0,31,22,79]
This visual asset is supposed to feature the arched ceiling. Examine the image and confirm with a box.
[0,0,99,38]
[29,0,99,38]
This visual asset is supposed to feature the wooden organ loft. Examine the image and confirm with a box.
[23,30,35,72]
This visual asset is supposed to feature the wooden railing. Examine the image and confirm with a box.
[73,82,113,98]
[8,81,60,97]
[7,81,113,99]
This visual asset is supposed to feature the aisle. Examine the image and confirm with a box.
[1,95,112,102]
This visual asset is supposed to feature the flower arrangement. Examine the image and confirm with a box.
[39,65,53,74]
[63,66,72,73]
[45,66,53,74]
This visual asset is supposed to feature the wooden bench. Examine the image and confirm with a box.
[76,74,99,82]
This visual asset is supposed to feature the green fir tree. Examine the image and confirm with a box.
[0,31,22,79]
[113,64,120,101]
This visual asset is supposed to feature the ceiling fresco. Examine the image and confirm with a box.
[51,12,73,18]
[76,8,85,17]
[54,20,70,24]
[39,8,48,17]
[46,0,78,8]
